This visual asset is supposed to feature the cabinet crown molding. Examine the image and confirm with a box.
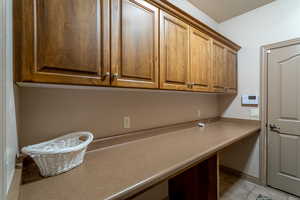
[148,0,241,51]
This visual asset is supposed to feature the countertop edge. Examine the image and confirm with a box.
[106,126,261,200]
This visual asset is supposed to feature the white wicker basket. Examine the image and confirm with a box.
[21,132,94,177]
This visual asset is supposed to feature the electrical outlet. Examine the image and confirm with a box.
[197,110,201,118]
[123,116,130,129]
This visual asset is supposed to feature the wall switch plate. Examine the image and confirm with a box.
[242,95,259,106]
[123,116,130,129]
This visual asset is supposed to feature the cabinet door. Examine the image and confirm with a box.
[189,27,212,92]
[111,0,159,89]
[212,41,226,92]
[16,0,110,85]
[226,49,238,93]
[160,11,190,91]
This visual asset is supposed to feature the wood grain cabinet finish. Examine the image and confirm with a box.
[212,41,226,93]
[189,27,212,92]
[14,0,240,92]
[111,0,159,88]
[160,11,190,91]
[225,49,238,93]
[14,0,110,85]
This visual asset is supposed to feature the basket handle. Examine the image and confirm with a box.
[22,132,94,155]
[72,132,94,151]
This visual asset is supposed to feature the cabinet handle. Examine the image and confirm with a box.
[186,83,193,89]
[101,72,110,81]
[189,83,195,89]
[111,73,119,80]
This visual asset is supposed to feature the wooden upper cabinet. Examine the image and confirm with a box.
[226,49,238,93]
[15,0,110,85]
[212,41,226,92]
[111,0,159,88]
[14,0,240,91]
[160,11,190,91]
[189,27,212,92]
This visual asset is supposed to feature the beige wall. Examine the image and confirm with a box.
[19,86,219,147]
[220,132,260,177]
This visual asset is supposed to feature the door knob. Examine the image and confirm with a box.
[269,124,280,132]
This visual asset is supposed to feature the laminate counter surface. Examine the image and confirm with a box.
[19,119,260,200]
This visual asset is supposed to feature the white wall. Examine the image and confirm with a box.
[218,0,300,119]
[1,0,19,195]
[0,0,7,197]
[167,0,218,30]
[218,0,300,178]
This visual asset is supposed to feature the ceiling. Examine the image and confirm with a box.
[188,0,275,22]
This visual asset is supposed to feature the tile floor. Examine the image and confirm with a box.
[220,172,300,200]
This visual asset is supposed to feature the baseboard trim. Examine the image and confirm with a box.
[220,165,262,185]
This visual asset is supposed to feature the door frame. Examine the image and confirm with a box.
[260,38,300,186]
[0,0,8,198]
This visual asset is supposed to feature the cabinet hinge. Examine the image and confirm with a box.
[266,49,271,54]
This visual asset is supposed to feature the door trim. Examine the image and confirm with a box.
[0,0,8,198]
[260,38,300,186]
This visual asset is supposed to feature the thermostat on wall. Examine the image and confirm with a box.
[242,95,259,106]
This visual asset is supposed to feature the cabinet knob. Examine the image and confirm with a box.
[101,72,110,81]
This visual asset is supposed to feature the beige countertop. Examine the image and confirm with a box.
[19,119,260,200]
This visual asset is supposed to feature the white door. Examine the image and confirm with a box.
[268,42,300,196]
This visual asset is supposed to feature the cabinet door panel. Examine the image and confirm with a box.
[226,49,238,93]
[18,0,110,85]
[160,11,189,91]
[37,0,98,74]
[111,0,159,88]
[212,41,226,92]
[189,27,212,92]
